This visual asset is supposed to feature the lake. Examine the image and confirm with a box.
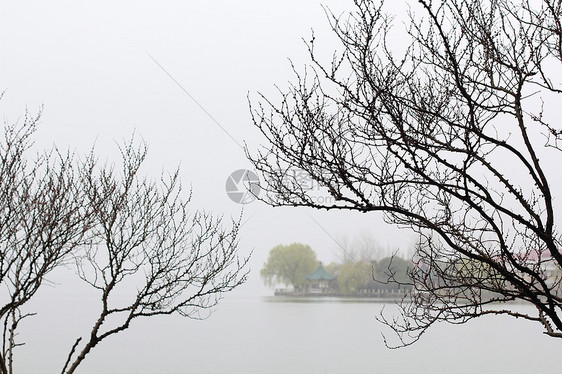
[15,283,562,373]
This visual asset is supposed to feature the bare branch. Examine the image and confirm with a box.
[63,137,248,373]
[248,0,562,344]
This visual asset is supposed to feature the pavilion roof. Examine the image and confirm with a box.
[306,263,336,281]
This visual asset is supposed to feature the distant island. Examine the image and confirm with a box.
[261,243,411,299]
[272,263,410,299]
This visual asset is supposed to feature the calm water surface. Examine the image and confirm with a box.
[16,283,562,374]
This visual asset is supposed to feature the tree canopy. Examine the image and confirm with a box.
[338,261,372,294]
[261,243,318,290]
[248,0,562,343]
[374,256,412,291]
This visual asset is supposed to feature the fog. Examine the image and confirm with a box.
[2,1,560,372]
[0,0,416,278]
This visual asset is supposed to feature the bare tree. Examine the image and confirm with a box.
[62,138,248,373]
[0,112,90,373]
[336,231,381,264]
[248,0,562,344]
[0,102,247,373]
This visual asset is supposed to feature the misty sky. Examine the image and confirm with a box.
[3,2,562,374]
[0,0,416,280]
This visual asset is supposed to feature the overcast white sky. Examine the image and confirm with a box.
[4,2,562,373]
[0,0,417,280]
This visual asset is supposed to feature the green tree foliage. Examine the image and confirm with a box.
[338,261,371,294]
[261,243,318,290]
[374,257,412,291]
[324,262,342,281]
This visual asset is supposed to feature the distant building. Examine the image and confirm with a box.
[306,263,337,293]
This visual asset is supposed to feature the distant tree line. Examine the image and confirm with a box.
[261,242,412,295]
